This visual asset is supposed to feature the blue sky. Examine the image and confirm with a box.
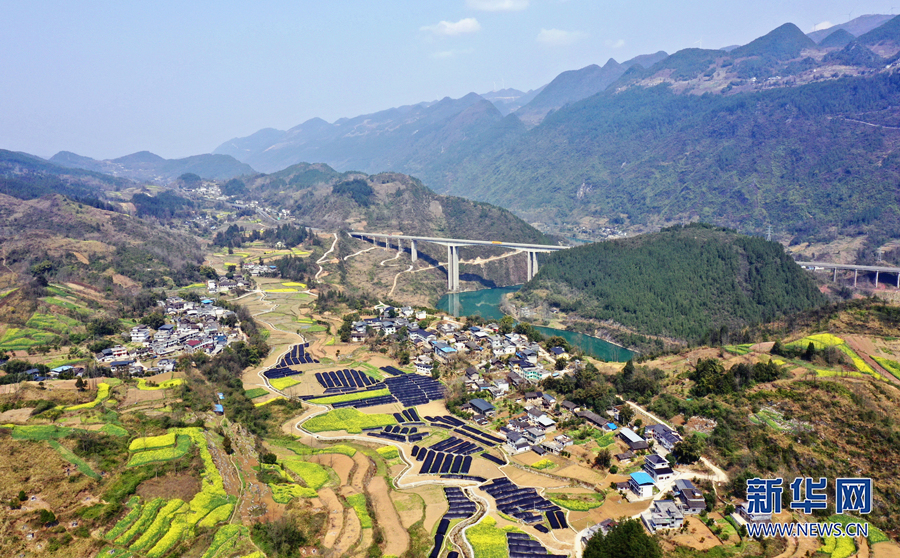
[0,0,894,160]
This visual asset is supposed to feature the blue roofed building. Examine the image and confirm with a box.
[629,471,655,499]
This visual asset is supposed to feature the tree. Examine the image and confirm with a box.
[261,452,277,465]
[673,434,705,464]
[583,518,662,558]
[74,378,85,391]
[803,341,816,361]
[140,312,166,330]
[555,357,568,371]
[499,315,515,334]
[593,449,612,469]
[17,490,26,502]
[618,405,634,425]
[223,435,234,455]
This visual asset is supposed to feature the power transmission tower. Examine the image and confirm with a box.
[766,225,772,242]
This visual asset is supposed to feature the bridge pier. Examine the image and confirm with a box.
[833,268,837,283]
[525,251,540,281]
[854,270,858,287]
[410,240,417,262]
[876,270,879,288]
[446,245,460,291]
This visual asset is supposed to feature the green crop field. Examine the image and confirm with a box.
[198,503,234,529]
[130,432,177,451]
[105,498,144,541]
[9,424,76,440]
[346,493,372,528]
[200,525,246,558]
[0,326,58,350]
[101,424,129,437]
[65,382,111,411]
[26,311,82,334]
[269,376,302,390]
[283,459,331,489]
[530,458,556,470]
[127,434,192,466]
[307,388,390,405]
[42,296,83,311]
[303,408,396,434]
[268,437,357,457]
[244,387,268,399]
[48,440,101,479]
[547,493,603,511]
[270,483,317,503]
[466,516,519,558]
[137,378,183,390]
[114,498,168,545]
[872,356,900,381]
[376,446,399,459]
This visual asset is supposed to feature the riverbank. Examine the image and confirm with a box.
[436,287,633,362]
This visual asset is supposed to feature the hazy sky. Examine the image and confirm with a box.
[0,1,894,160]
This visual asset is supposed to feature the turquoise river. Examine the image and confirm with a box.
[436,286,633,362]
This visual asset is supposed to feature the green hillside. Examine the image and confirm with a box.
[438,71,900,243]
[517,224,826,343]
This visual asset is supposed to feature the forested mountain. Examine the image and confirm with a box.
[436,70,900,243]
[214,93,506,174]
[516,224,826,343]
[0,193,206,295]
[245,162,553,246]
[807,13,895,43]
[0,149,130,204]
[50,150,254,184]
[479,87,544,115]
[211,15,900,252]
[514,53,668,126]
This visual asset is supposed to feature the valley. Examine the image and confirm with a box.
[5,7,900,558]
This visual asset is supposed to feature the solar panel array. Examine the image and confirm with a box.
[443,487,476,519]
[384,374,446,407]
[392,407,421,423]
[264,343,312,379]
[428,436,482,455]
[506,532,566,558]
[481,478,559,524]
[480,452,507,466]
[415,447,472,475]
[380,365,405,376]
[331,393,397,409]
[315,369,381,393]
[279,343,317,366]
[426,415,503,447]
[369,425,427,444]
[545,510,568,530]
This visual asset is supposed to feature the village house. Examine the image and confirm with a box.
[643,454,675,483]
[629,471,656,499]
[505,431,530,454]
[619,427,650,451]
[642,500,684,533]
[673,479,706,514]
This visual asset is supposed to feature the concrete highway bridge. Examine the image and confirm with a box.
[349,232,568,291]
[797,261,900,288]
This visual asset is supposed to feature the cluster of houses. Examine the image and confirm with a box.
[206,276,252,294]
[96,296,242,375]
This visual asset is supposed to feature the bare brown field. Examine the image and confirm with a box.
[872,542,900,558]
[391,490,425,529]
[334,505,361,556]
[137,473,200,502]
[0,408,33,423]
[366,475,409,556]
[123,388,167,406]
[307,453,354,486]
[505,466,571,489]
[664,515,721,551]
[316,488,346,550]
[414,484,449,534]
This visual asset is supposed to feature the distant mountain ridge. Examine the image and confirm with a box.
[807,14,895,43]
[49,150,254,184]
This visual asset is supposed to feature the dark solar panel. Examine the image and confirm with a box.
[421,450,434,472]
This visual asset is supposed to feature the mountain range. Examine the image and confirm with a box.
[49,150,254,184]
[208,14,900,247]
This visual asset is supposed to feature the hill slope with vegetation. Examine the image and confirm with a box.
[516,224,826,345]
